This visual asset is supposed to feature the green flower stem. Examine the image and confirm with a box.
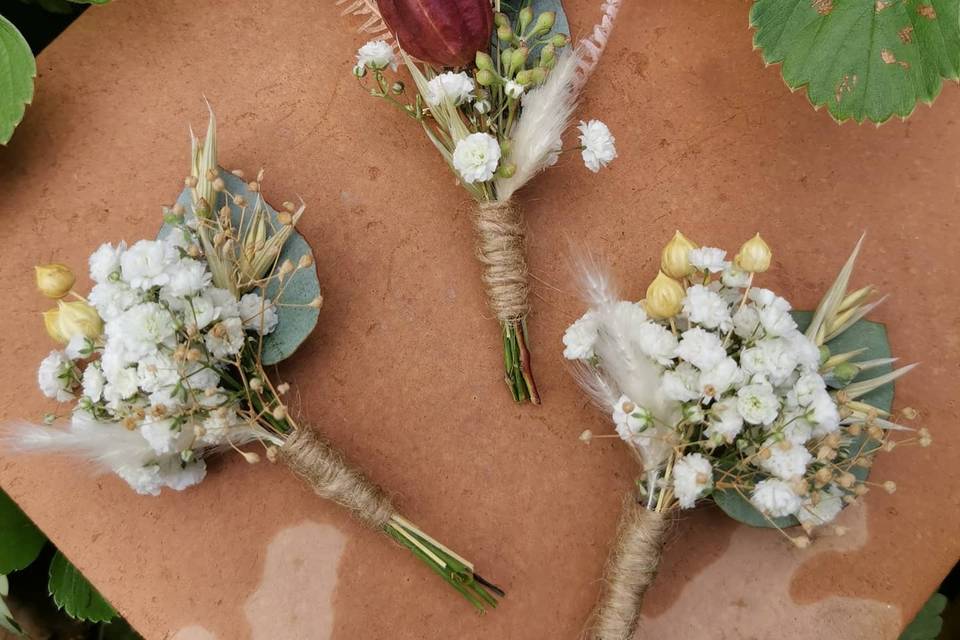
[382,517,502,613]
[502,319,540,405]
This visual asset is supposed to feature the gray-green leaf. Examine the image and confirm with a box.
[751,0,960,123]
[48,550,117,623]
[713,311,894,529]
[0,491,46,575]
[0,14,36,145]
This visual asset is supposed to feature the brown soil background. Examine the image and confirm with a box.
[1,1,958,639]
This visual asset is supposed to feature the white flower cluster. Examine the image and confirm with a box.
[37,229,279,495]
[563,247,847,525]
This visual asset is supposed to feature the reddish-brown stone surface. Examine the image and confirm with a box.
[0,1,958,639]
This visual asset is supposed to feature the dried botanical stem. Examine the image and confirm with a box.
[586,499,668,640]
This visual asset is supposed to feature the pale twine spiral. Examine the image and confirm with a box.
[475,199,530,322]
[586,499,668,640]
[278,427,396,529]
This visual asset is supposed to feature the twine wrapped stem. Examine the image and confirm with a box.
[474,199,540,404]
[586,499,668,640]
[278,426,396,528]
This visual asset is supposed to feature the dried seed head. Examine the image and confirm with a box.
[792,536,811,549]
[206,168,218,181]
[235,195,248,208]
[837,472,856,489]
[901,407,919,420]
[309,295,324,309]
[278,259,294,278]
[242,450,261,464]
[847,423,863,436]
[883,440,897,452]
[186,244,201,258]
[298,254,314,269]
[186,348,202,362]
[758,447,772,460]
[231,169,245,178]
[250,378,263,392]
[833,525,848,537]
[816,446,835,461]
[277,382,290,395]
[918,427,932,447]
[212,177,225,192]
[824,433,841,449]
[272,405,287,421]
[579,429,593,444]
[277,211,293,225]
[853,484,869,496]
[883,480,897,494]
[814,467,833,485]
[282,201,296,212]
[867,425,883,441]
[247,181,260,193]
[172,203,186,216]
[266,446,278,463]
[193,424,207,438]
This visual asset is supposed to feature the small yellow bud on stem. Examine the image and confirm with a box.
[35,264,76,299]
[735,233,772,273]
[645,271,685,319]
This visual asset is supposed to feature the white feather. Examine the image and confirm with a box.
[574,0,623,90]
[494,49,581,201]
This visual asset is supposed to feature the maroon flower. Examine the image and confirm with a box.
[377,0,494,67]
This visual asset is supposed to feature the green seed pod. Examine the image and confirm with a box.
[833,362,860,386]
[497,23,513,42]
[529,67,547,85]
[510,46,529,71]
[819,345,831,365]
[549,32,570,48]
[518,7,533,31]
[500,47,514,68]
[539,43,556,67]
[532,11,556,36]
[515,69,533,85]
[475,68,498,86]
[476,51,495,71]
[494,12,510,28]
[497,162,517,178]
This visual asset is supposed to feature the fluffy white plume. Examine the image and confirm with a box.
[495,49,580,201]
[570,244,619,307]
[574,0,623,90]
[2,415,156,475]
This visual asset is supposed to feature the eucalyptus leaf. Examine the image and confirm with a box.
[0,575,23,636]
[159,167,321,365]
[713,311,894,529]
[751,0,960,123]
[48,550,116,623]
[0,14,36,145]
[0,491,46,575]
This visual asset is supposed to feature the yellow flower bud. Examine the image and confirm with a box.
[42,308,68,343]
[645,271,685,319]
[55,300,103,341]
[735,233,772,273]
[35,263,75,299]
[660,231,698,279]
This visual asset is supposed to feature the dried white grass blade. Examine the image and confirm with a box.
[825,295,889,342]
[806,233,866,343]
[336,0,390,37]
[843,363,918,400]
[568,243,619,306]
[495,49,579,201]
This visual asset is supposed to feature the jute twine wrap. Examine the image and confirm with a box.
[475,199,530,322]
[278,427,396,529]
[586,499,668,640]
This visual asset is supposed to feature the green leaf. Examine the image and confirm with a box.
[48,550,117,623]
[0,14,36,145]
[159,168,321,365]
[899,593,947,640]
[751,0,960,123]
[0,491,46,575]
[0,575,24,636]
[713,311,894,528]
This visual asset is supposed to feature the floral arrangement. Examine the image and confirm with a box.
[8,110,503,612]
[563,232,929,638]
[346,0,621,403]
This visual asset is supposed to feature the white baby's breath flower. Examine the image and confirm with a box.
[452,133,500,184]
[721,264,752,289]
[116,463,164,496]
[162,258,212,299]
[504,80,524,99]
[89,241,126,284]
[356,39,396,71]
[563,311,599,360]
[789,331,822,371]
[705,397,743,442]
[672,453,713,508]
[733,304,761,339]
[120,240,177,290]
[239,293,279,335]
[88,281,143,322]
[38,351,75,401]
[792,372,826,407]
[102,366,139,407]
[661,362,700,402]
[140,416,189,455]
[204,287,241,320]
[736,381,780,425]
[750,478,802,518]
[199,409,238,445]
[634,321,678,366]
[64,334,90,361]
[757,302,797,337]
[689,247,728,274]
[136,353,180,394]
[108,302,177,359]
[205,317,245,358]
[578,119,617,173]
[808,388,841,436]
[158,457,207,491]
[740,338,799,387]
[612,395,653,444]
[81,363,105,402]
[426,71,475,106]
[682,284,732,331]
[698,357,742,400]
[758,438,812,480]
[675,327,727,371]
